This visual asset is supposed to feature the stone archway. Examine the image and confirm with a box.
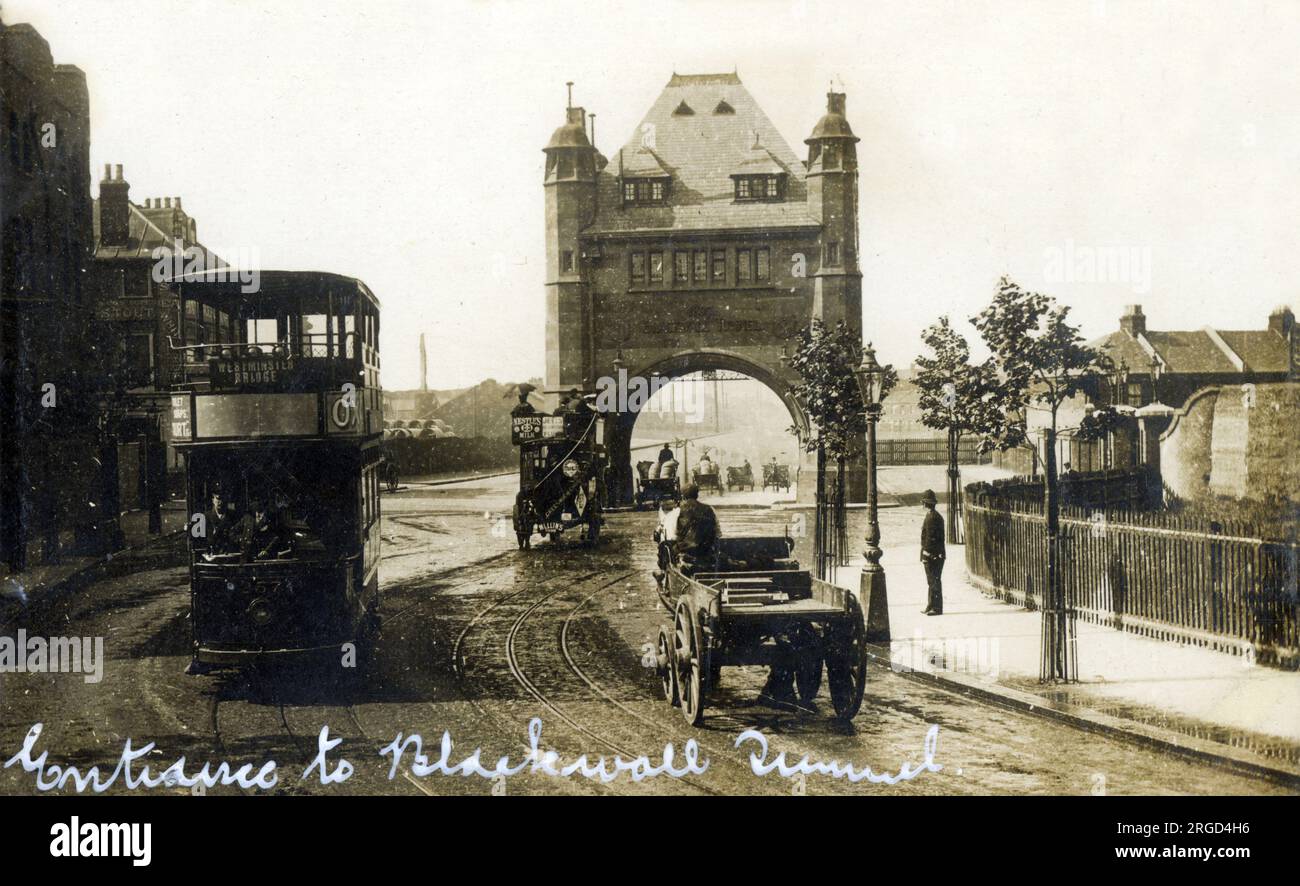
[603,348,812,505]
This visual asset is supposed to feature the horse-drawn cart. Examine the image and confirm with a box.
[634,461,680,510]
[652,536,868,725]
[692,462,723,496]
[726,464,754,491]
[762,463,792,494]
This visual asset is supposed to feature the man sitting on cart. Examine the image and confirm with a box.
[674,483,718,574]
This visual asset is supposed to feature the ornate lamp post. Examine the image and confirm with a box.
[853,343,889,641]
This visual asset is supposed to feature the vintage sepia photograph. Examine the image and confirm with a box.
[0,0,1296,862]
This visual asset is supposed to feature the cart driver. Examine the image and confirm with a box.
[674,484,718,574]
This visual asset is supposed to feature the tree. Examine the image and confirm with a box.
[971,276,1111,682]
[914,316,1003,543]
[787,319,896,461]
[787,320,897,578]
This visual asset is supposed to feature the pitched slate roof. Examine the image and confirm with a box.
[585,72,819,235]
[1091,326,1291,375]
[93,199,224,267]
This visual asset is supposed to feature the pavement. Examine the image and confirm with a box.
[0,500,188,616]
[826,506,1300,783]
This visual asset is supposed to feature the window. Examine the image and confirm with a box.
[649,253,664,283]
[823,144,839,168]
[561,250,574,273]
[734,175,783,202]
[825,241,840,266]
[694,251,708,282]
[711,250,726,283]
[623,178,669,205]
[557,155,573,178]
[674,252,690,284]
[631,252,646,284]
[756,248,770,282]
[737,249,752,283]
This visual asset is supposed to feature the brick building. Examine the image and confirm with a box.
[0,18,101,571]
[543,73,863,502]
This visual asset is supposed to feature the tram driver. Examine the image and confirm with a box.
[241,498,293,561]
[201,484,242,559]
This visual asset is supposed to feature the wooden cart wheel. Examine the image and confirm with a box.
[794,649,823,704]
[672,601,707,726]
[656,626,678,706]
[826,594,869,720]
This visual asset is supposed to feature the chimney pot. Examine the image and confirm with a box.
[1268,305,1295,337]
[1120,304,1146,337]
[114,164,123,180]
[175,197,182,210]
[827,92,846,115]
[102,163,112,181]
[164,197,172,208]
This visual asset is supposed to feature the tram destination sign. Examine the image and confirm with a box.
[212,357,286,387]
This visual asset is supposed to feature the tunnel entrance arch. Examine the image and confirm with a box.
[603,349,812,506]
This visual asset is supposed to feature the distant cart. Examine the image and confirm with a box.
[692,462,723,496]
[635,460,681,510]
[762,463,791,494]
[726,464,754,491]
[652,536,868,726]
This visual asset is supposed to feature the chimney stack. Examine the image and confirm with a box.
[827,91,846,115]
[419,333,428,392]
[1269,305,1294,337]
[1120,304,1146,337]
[99,163,131,247]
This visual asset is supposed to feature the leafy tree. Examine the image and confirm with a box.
[970,276,1111,682]
[913,316,1003,542]
[787,319,896,461]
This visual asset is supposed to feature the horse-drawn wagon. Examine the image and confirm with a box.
[651,535,868,725]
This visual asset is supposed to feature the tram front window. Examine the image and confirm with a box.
[193,451,356,563]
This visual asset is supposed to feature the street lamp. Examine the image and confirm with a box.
[853,342,888,641]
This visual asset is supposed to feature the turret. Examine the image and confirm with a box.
[543,84,600,399]
[805,91,861,327]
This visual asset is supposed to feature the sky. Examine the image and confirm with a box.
[8,0,1299,389]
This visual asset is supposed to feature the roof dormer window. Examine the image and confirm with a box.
[673,101,695,116]
[714,100,735,114]
[733,174,784,203]
[622,177,669,206]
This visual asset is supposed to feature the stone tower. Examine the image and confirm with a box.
[542,88,600,405]
[805,91,862,331]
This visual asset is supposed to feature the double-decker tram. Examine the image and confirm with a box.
[168,271,383,672]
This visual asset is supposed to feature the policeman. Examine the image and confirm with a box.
[920,489,945,615]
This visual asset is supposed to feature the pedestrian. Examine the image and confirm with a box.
[920,489,945,615]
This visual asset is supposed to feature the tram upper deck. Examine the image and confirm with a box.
[167,270,382,445]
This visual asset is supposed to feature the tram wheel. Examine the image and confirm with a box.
[672,601,707,727]
[826,594,869,721]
